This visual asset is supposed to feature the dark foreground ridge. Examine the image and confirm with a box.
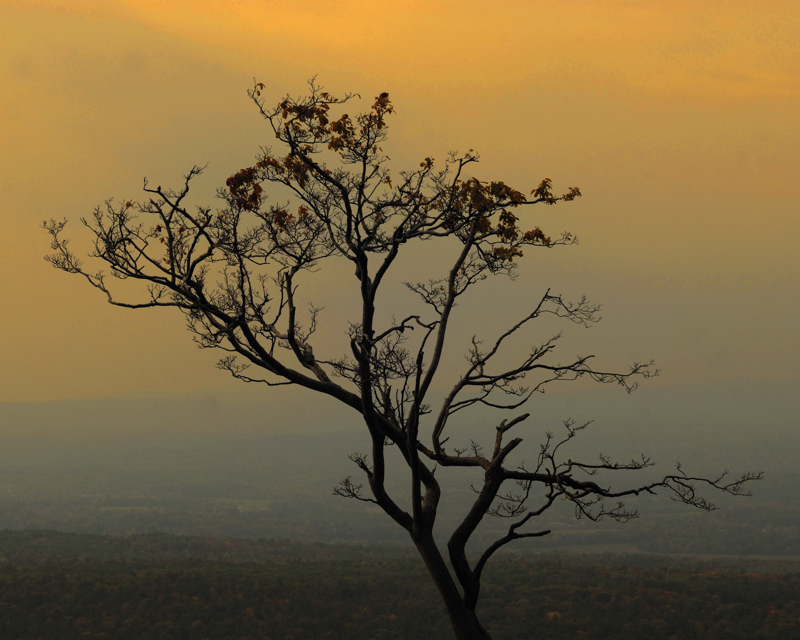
[1,530,799,639]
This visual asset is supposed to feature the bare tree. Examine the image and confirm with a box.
[44,81,761,640]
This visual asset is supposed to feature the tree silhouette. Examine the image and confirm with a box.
[44,80,761,640]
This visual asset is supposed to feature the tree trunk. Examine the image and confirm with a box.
[413,532,492,640]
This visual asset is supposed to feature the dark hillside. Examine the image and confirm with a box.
[1,531,799,640]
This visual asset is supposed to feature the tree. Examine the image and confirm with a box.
[44,81,761,640]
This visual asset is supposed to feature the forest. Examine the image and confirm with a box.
[1,530,799,640]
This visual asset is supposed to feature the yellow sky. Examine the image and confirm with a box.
[15,0,800,99]
[1,0,798,402]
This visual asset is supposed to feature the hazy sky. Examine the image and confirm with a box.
[1,0,798,407]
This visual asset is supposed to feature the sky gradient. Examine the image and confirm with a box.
[1,0,798,408]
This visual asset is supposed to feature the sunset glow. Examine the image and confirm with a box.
[1,0,798,401]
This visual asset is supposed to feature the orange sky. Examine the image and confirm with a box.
[1,0,798,403]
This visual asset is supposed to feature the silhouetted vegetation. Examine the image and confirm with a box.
[42,79,762,639]
[43,74,763,640]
